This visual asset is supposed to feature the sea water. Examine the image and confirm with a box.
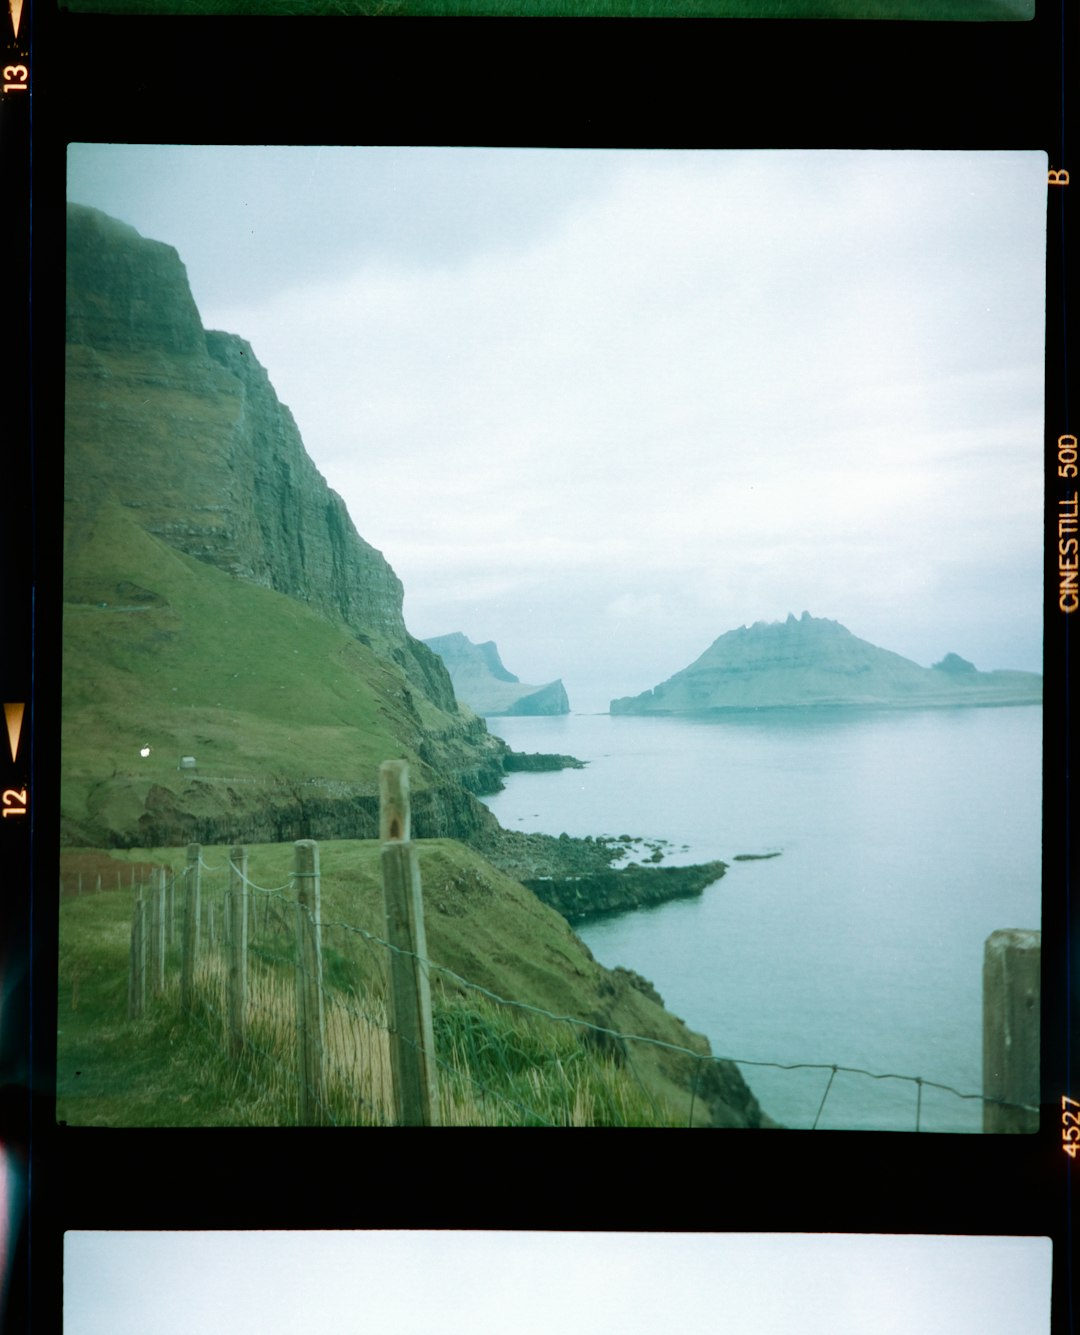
[480,707,1042,1132]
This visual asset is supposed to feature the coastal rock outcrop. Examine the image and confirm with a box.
[611,612,1042,714]
[424,632,570,716]
[524,861,728,922]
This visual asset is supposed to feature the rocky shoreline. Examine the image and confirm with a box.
[473,821,725,921]
[522,860,727,922]
[503,750,586,773]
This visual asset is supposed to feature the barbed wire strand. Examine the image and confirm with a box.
[227,858,296,895]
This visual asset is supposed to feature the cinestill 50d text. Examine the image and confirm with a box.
[1056,435,1079,614]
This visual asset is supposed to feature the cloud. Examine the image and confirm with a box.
[73,147,1047,690]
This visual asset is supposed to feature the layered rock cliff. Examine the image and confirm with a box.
[424,632,570,716]
[64,203,507,840]
[611,612,1042,714]
[66,204,458,714]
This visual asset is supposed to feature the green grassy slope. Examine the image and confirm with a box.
[58,840,767,1126]
[62,499,473,843]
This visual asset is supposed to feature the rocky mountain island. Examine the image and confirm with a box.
[611,612,1042,714]
[424,633,570,716]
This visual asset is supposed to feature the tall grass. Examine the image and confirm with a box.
[185,944,678,1125]
[161,949,682,1125]
[188,951,397,1124]
[59,872,680,1125]
[432,992,678,1127]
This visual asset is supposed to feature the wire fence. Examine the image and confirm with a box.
[111,833,1040,1131]
[123,850,659,1127]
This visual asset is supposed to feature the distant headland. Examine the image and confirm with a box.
[424,632,570,717]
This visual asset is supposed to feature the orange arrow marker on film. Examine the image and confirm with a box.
[9,0,22,38]
[4,703,24,762]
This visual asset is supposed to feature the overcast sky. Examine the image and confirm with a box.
[64,1231,1052,1335]
[67,146,1047,712]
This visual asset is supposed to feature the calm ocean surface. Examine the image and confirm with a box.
[480,707,1042,1132]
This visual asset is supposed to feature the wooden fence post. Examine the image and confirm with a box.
[166,871,175,949]
[380,761,411,842]
[128,895,146,1019]
[983,928,1040,1133]
[181,843,201,1012]
[137,893,147,1014]
[150,866,166,996]
[294,839,325,1123]
[380,760,439,1127]
[228,846,249,1060]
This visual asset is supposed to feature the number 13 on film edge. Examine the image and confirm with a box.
[3,62,28,93]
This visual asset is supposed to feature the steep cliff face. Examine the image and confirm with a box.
[66,207,206,356]
[64,203,503,830]
[425,632,571,716]
[611,612,1043,713]
[66,203,457,712]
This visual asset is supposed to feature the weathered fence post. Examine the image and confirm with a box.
[166,871,175,949]
[294,839,325,1123]
[128,894,146,1019]
[150,866,166,996]
[983,928,1040,1133]
[380,760,439,1127]
[181,843,201,1012]
[228,846,249,1060]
